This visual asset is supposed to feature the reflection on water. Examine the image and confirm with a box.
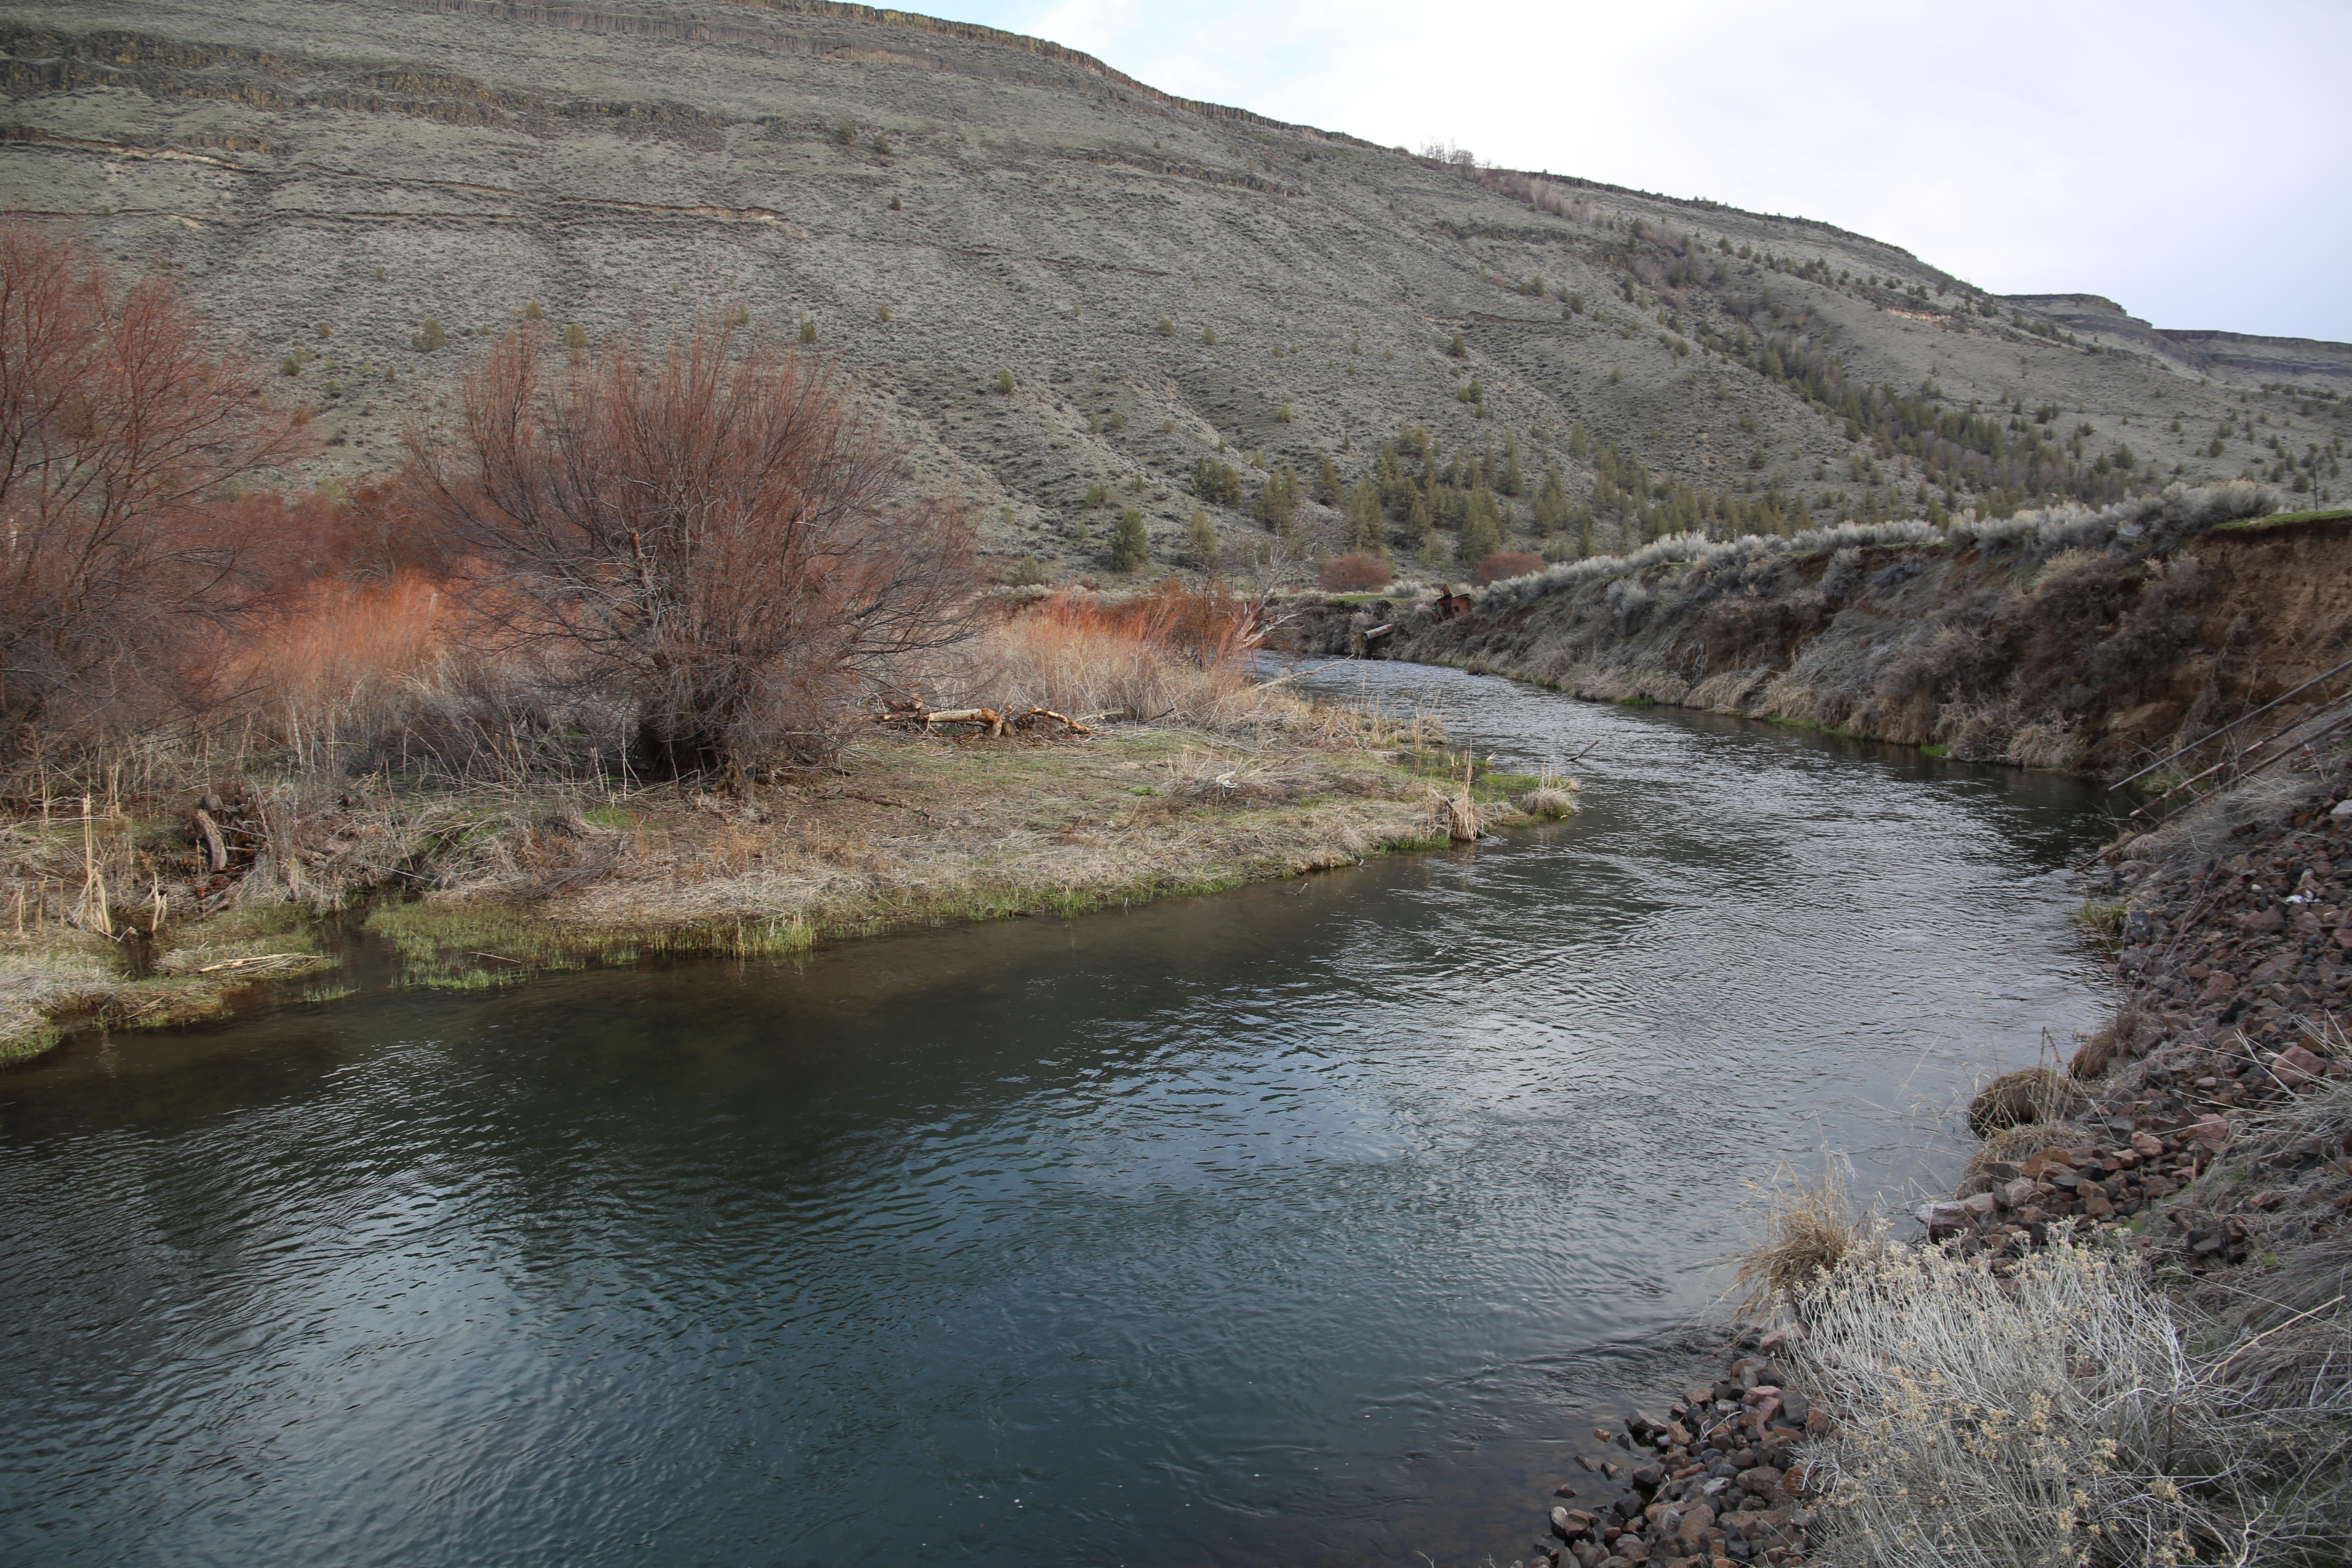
[0,663,2116,1566]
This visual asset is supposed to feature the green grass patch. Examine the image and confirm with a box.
[2077,899,2128,946]
[0,1018,62,1067]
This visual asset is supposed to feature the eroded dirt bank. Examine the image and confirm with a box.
[1288,492,2352,777]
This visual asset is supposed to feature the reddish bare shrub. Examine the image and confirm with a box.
[1473,549,1544,586]
[399,319,977,774]
[1319,552,1393,592]
[0,220,307,774]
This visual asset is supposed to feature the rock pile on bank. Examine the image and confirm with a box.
[1529,1339,1825,1567]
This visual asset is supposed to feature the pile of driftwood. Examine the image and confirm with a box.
[875,694,1094,739]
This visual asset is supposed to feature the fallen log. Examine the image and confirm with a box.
[1011,706,1094,735]
[918,707,1007,736]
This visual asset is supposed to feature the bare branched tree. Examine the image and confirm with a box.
[401,318,978,775]
[0,221,308,772]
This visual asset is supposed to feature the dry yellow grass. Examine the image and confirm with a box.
[1731,1158,1884,1319]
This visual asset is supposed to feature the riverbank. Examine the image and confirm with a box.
[1283,490,2352,780]
[1508,751,2352,1567]
[0,715,1570,1067]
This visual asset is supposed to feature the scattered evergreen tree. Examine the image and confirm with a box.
[1253,466,1300,530]
[1109,508,1149,572]
[1314,454,1343,506]
[1459,485,1503,565]
[1346,477,1385,556]
[1187,508,1219,570]
[1194,457,1242,506]
[1532,467,1568,533]
[995,369,1016,394]
[1501,432,1523,496]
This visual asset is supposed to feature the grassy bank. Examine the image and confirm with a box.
[2,713,1557,1065]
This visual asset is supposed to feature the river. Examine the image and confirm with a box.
[0,662,2117,1566]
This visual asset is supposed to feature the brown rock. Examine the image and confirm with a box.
[2274,1045,2332,1089]
[1677,1504,1715,1550]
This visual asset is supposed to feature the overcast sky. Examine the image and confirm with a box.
[923,1,2351,343]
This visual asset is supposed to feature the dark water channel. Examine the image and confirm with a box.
[0,663,2118,1567]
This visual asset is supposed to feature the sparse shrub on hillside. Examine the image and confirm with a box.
[413,317,447,352]
[995,369,1015,395]
[399,316,978,774]
[1083,480,1109,508]
[1201,325,1216,345]
[799,317,817,344]
[1276,402,1293,424]
[1320,553,1392,592]
[1108,508,1148,573]
[1446,332,1466,358]
[523,300,544,321]
[563,321,588,356]
[1156,317,1173,336]
[888,194,901,210]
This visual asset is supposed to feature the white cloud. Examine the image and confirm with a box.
[931,0,2352,340]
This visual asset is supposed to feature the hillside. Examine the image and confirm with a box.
[4,0,2348,579]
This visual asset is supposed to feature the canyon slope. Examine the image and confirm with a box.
[3,0,2347,577]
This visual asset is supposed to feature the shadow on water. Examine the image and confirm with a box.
[0,663,2121,1567]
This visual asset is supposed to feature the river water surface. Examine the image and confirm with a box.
[0,663,2116,1566]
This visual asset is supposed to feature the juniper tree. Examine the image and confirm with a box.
[1315,454,1342,506]
[1109,508,1149,573]
[1187,508,1218,570]
[1346,477,1385,556]
[1253,466,1300,530]
[1460,485,1503,565]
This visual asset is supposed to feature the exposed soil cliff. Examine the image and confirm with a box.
[1294,488,2352,777]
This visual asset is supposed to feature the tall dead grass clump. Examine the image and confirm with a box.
[1791,1236,2323,1568]
[963,580,1287,733]
[1732,1158,1882,1319]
